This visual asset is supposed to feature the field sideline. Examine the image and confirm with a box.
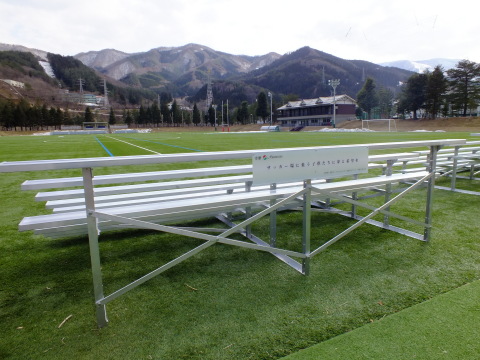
[0,130,479,359]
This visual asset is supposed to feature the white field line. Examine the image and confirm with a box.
[105,136,161,154]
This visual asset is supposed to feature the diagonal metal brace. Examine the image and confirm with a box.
[309,172,432,257]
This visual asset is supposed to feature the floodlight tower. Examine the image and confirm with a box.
[328,79,340,128]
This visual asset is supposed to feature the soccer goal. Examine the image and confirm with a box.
[362,119,397,132]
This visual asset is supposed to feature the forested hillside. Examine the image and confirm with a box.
[0,51,54,83]
[243,47,413,99]
[46,53,159,105]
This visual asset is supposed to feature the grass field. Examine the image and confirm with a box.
[1,130,479,359]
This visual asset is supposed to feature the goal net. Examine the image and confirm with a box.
[361,119,397,132]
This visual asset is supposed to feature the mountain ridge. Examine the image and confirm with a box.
[0,41,457,108]
[77,43,282,82]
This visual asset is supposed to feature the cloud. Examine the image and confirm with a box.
[0,0,478,63]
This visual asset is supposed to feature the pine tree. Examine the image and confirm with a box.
[255,92,269,123]
[151,102,161,126]
[138,105,146,125]
[109,107,116,125]
[425,66,447,119]
[84,107,94,122]
[447,60,480,116]
[125,110,133,127]
[237,101,249,124]
[1,102,14,130]
[41,104,50,127]
[192,103,201,126]
[356,78,379,119]
[208,105,215,125]
[161,103,170,125]
[171,100,182,126]
[54,107,63,129]
[398,73,427,120]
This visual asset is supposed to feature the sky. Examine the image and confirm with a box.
[0,0,478,64]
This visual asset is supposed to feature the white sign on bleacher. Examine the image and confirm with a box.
[252,147,368,185]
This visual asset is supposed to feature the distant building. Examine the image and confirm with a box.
[62,90,104,106]
[276,95,357,128]
[83,93,100,105]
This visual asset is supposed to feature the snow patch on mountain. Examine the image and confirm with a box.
[38,60,56,78]
[381,58,460,73]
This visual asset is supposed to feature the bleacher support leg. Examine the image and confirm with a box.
[245,181,252,238]
[351,174,358,218]
[226,189,234,220]
[82,167,108,328]
[450,146,460,191]
[270,183,277,247]
[383,160,394,227]
[424,146,440,242]
[302,180,312,275]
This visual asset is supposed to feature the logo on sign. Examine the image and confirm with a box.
[255,154,284,161]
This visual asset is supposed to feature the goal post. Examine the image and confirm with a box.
[361,119,397,132]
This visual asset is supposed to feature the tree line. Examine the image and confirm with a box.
[0,91,275,131]
[122,92,273,128]
[356,60,480,119]
[0,99,84,130]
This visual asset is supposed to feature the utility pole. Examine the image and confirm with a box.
[77,77,85,105]
[268,92,273,126]
[103,78,109,108]
[78,77,84,93]
[206,69,213,113]
[328,79,340,128]
[213,104,217,131]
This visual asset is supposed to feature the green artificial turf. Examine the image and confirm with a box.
[282,280,480,359]
[0,130,479,359]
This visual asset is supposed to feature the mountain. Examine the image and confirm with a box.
[380,58,460,73]
[1,42,417,108]
[241,46,413,99]
[75,48,132,70]
[74,44,282,95]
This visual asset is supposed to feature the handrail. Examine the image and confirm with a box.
[0,139,466,172]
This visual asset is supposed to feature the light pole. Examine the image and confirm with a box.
[328,79,340,128]
[268,92,273,126]
[213,104,217,131]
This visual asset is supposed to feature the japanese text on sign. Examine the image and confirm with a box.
[252,147,368,185]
